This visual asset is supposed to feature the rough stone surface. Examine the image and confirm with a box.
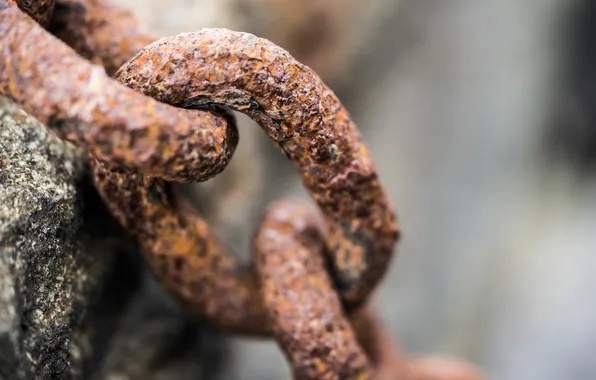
[0,95,226,379]
[0,94,88,379]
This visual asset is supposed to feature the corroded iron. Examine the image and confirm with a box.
[92,159,270,334]
[254,201,373,378]
[0,1,238,183]
[114,29,399,306]
[92,22,400,330]
[0,0,488,378]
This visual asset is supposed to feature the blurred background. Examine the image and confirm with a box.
[115,0,596,379]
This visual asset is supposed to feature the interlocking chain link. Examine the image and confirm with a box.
[0,1,486,378]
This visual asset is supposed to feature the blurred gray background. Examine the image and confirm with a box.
[115,0,596,379]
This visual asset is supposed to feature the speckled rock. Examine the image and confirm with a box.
[0,95,226,379]
[0,94,89,379]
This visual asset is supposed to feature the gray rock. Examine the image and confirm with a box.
[0,94,89,379]
[0,96,227,379]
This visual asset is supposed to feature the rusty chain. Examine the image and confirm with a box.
[0,0,486,378]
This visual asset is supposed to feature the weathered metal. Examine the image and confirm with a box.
[254,201,373,379]
[0,0,487,378]
[0,1,238,184]
[114,29,400,307]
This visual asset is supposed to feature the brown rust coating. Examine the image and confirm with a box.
[92,158,271,335]
[48,0,157,76]
[253,201,373,379]
[114,29,400,306]
[1,1,486,378]
[0,1,238,183]
[15,0,54,25]
[1,2,488,377]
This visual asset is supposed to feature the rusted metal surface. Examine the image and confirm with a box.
[0,0,488,378]
[254,201,373,379]
[114,29,400,307]
[92,159,270,334]
[0,1,237,183]
[1,6,399,309]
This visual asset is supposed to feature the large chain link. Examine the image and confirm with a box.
[0,1,486,378]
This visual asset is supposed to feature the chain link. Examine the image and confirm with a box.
[0,0,486,378]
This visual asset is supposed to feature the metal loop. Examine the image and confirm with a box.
[0,1,487,378]
[114,30,400,306]
[1,1,239,184]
